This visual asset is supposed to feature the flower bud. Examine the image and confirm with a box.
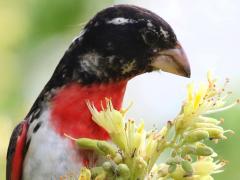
[196,144,213,156]
[116,164,130,178]
[184,129,209,143]
[193,123,223,130]
[168,164,177,173]
[97,141,117,157]
[181,145,196,156]
[166,157,182,165]
[76,138,102,154]
[205,128,226,139]
[181,160,193,174]
[102,161,112,171]
[170,165,185,179]
[113,153,123,164]
[196,116,220,125]
[90,167,105,178]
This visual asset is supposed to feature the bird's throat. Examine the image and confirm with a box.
[50,81,127,140]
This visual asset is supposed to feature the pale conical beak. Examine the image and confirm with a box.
[151,42,191,78]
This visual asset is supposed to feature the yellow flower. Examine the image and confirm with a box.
[192,157,225,177]
[169,165,186,180]
[169,157,225,180]
[175,71,236,136]
[87,100,128,151]
[72,72,235,180]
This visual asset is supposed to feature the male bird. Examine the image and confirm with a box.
[7,4,190,180]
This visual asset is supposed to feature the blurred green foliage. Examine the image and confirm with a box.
[0,1,239,180]
[0,0,113,179]
[211,106,240,180]
[0,0,113,117]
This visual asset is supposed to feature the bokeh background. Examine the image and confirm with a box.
[0,0,239,179]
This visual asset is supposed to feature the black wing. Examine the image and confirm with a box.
[6,121,28,180]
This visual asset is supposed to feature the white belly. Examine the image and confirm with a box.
[23,110,82,180]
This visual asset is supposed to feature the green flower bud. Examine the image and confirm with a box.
[196,144,213,156]
[181,160,193,174]
[113,153,123,164]
[116,164,130,178]
[97,141,117,157]
[168,164,177,173]
[205,128,226,139]
[184,129,209,143]
[76,138,102,154]
[196,116,220,125]
[170,165,185,179]
[90,167,105,178]
[102,161,112,171]
[193,123,223,130]
[181,145,196,156]
[166,157,182,165]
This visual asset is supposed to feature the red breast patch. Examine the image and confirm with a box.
[50,81,127,140]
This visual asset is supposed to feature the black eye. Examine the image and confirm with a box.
[142,29,159,46]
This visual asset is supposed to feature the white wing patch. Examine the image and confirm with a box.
[106,17,136,25]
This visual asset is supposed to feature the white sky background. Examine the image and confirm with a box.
[115,0,240,129]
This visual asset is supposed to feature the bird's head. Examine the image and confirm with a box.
[57,5,190,85]
[31,5,192,140]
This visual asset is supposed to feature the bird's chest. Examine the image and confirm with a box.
[50,82,127,139]
[23,82,127,179]
[23,110,103,180]
[23,110,84,180]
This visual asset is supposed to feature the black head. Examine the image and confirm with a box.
[52,5,191,85]
[26,5,191,119]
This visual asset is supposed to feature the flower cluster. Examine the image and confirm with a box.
[86,100,170,179]
[69,72,237,180]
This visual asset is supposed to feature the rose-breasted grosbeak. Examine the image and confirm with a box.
[7,5,190,180]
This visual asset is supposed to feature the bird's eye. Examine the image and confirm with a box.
[142,29,159,46]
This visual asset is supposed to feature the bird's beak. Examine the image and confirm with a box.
[151,42,191,78]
